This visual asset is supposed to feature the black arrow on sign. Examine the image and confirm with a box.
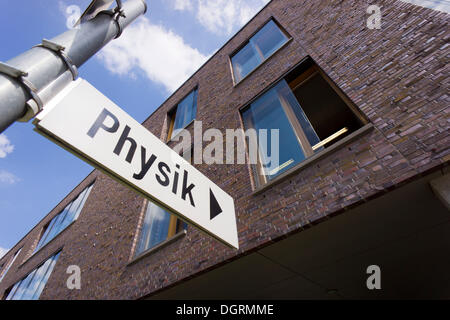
[210,188,223,220]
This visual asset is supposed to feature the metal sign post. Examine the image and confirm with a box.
[0,0,147,133]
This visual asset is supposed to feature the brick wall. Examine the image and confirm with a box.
[0,0,448,299]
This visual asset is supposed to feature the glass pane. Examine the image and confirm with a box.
[172,90,197,137]
[22,256,54,300]
[35,185,92,252]
[276,80,321,147]
[20,269,41,300]
[35,217,57,252]
[55,202,75,235]
[7,252,61,300]
[232,42,262,82]
[251,20,288,59]
[61,184,92,230]
[0,248,21,282]
[31,252,60,300]
[73,184,93,220]
[11,269,36,300]
[6,279,21,300]
[37,212,64,249]
[136,202,172,255]
[242,81,306,181]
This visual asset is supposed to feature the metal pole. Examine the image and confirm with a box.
[0,0,147,133]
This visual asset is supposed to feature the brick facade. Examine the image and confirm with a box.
[0,0,448,299]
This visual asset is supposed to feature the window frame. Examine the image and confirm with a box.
[239,57,369,187]
[4,250,61,300]
[0,248,22,283]
[133,199,187,260]
[34,183,94,254]
[167,87,199,141]
[230,17,292,85]
[131,148,192,261]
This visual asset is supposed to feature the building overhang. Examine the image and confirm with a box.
[147,167,450,299]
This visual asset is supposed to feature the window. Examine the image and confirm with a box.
[241,58,365,186]
[135,147,189,256]
[399,0,450,13]
[135,201,187,256]
[0,248,22,283]
[35,184,93,252]
[168,88,198,140]
[4,252,60,300]
[231,19,289,83]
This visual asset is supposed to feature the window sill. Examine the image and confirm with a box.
[252,123,374,195]
[127,230,187,266]
[232,37,293,87]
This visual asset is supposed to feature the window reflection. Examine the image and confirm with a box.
[171,89,198,139]
[243,80,316,181]
[135,201,187,256]
[251,20,288,59]
[6,252,60,300]
[0,248,22,283]
[232,42,262,83]
[241,59,365,186]
[232,19,289,83]
[137,202,171,252]
[35,184,93,252]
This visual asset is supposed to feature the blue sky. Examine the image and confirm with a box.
[0,0,270,257]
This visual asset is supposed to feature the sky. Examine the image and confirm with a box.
[0,0,270,258]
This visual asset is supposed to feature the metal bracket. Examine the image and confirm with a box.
[115,0,123,11]
[0,62,44,121]
[110,0,126,38]
[35,39,78,80]
[0,62,27,78]
[93,1,126,38]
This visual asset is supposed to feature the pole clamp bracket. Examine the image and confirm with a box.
[0,62,44,121]
[102,0,126,39]
[114,0,126,38]
[34,39,78,80]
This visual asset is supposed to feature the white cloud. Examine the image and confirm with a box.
[0,170,20,185]
[197,0,237,35]
[174,0,271,35]
[0,134,14,158]
[0,247,9,259]
[173,0,194,11]
[96,1,270,90]
[97,17,209,93]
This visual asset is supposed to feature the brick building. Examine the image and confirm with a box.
[1,0,449,299]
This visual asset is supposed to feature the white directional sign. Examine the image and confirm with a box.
[33,78,239,249]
